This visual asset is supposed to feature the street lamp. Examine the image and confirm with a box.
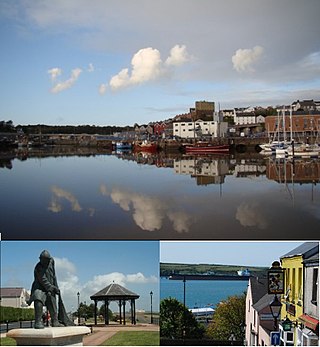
[269,295,282,330]
[150,291,153,324]
[77,292,80,325]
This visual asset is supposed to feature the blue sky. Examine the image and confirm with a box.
[1,240,159,312]
[160,241,308,267]
[1,0,319,126]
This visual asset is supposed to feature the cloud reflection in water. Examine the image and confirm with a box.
[100,184,192,233]
[48,185,82,213]
[236,201,268,230]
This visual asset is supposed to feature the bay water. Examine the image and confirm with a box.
[160,277,248,309]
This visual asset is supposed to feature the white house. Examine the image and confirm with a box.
[233,110,265,126]
[245,277,274,346]
[173,119,228,139]
[0,287,31,308]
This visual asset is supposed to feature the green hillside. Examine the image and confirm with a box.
[160,262,268,277]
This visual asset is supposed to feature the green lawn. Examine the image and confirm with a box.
[101,331,159,346]
[0,337,16,346]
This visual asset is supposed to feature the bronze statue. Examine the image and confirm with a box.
[28,250,74,329]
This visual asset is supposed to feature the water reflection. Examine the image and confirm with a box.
[99,183,193,233]
[48,186,83,213]
[0,149,319,239]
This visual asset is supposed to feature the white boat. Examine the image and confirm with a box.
[237,268,250,276]
[116,141,132,150]
[285,143,320,158]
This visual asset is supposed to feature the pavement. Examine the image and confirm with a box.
[83,323,159,346]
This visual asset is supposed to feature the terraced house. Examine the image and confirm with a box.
[279,242,319,346]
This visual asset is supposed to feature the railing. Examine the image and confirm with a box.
[0,320,34,333]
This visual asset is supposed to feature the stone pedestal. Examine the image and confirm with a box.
[7,326,91,346]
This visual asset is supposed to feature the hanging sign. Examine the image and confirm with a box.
[268,261,284,294]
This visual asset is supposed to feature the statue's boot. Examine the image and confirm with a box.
[51,314,64,327]
[51,319,64,327]
[34,301,44,329]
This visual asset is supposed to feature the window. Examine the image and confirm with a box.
[312,268,318,305]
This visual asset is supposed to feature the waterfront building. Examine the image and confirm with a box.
[173,119,228,139]
[279,242,319,346]
[245,277,274,346]
[264,112,320,140]
[233,110,265,126]
[0,287,30,308]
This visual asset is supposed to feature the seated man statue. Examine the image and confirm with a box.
[28,250,66,329]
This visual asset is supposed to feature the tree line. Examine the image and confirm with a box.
[0,120,134,135]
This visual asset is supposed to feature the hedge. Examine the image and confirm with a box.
[0,307,34,323]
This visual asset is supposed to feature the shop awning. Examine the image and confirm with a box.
[298,314,319,331]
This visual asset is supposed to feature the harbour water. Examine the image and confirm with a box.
[1,149,319,239]
[160,277,248,309]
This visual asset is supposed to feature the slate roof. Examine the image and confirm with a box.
[249,277,269,305]
[0,287,25,297]
[303,252,319,265]
[90,283,139,301]
[280,242,319,260]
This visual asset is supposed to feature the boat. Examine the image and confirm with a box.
[185,143,229,154]
[133,140,158,152]
[285,143,320,158]
[115,141,132,150]
[237,268,250,276]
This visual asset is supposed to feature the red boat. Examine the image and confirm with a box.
[133,140,158,153]
[185,143,229,154]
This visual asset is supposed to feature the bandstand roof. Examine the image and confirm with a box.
[90,283,140,301]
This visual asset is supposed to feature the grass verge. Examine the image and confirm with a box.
[101,331,159,346]
[0,337,16,346]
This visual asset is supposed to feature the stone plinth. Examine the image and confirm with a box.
[7,326,91,346]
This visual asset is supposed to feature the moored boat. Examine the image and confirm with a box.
[115,141,132,150]
[185,143,229,154]
[133,140,158,152]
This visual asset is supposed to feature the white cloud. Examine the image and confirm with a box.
[109,44,190,91]
[81,272,157,299]
[47,67,62,82]
[232,45,264,73]
[99,83,108,95]
[50,68,82,93]
[236,202,267,229]
[165,44,190,66]
[88,63,94,72]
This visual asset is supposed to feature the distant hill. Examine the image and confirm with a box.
[160,262,268,277]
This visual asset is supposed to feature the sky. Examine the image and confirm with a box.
[0,0,319,127]
[1,240,159,312]
[160,241,309,267]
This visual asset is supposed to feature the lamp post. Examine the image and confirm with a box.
[150,291,153,324]
[77,292,80,325]
[269,294,282,330]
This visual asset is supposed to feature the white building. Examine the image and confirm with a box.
[173,119,228,139]
[0,287,31,308]
[189,307,215,324]
[233,110,265,126]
